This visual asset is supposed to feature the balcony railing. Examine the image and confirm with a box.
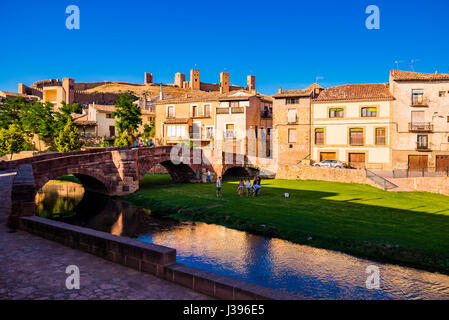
[224,130,236,139]
[411,97,429,107]
[261,111,272,118]
[231,107,244,114]
[216,107,230,114]
[349,137,364,146]
[409,122,433,132]
[416,143,430,151]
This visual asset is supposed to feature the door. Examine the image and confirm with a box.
[436,155,449,171]
[109,126,115,137]
[408,155,428,170]
[320,152,336,161]
[349,153,366,169]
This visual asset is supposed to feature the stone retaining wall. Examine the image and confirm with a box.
[276,164,377,187]
[19,216,298,300]
[391,176,449,196]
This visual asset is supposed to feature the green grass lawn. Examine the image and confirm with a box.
[125,174,449,272]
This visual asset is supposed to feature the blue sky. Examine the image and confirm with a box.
[0,0,448,95]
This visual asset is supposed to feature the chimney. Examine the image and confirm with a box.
[278,87,282,94]
[220,72,230,93]
[159,83,164,100]
[247,75,255,93]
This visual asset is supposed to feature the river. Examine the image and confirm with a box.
[35,181,449,300]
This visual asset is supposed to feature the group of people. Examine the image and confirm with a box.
[134,139,153,148]
[215,175,262,197]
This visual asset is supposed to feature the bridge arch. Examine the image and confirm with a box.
[222,166,260,180]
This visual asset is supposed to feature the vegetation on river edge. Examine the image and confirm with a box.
[125,174,449,274]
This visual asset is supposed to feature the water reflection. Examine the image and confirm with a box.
[37,181,449,300]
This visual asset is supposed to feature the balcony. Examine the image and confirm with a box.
[416,143,431,151]
[216,108,229,115]
[411,96,429,107]
[261,110,272,118]
[231,107,244,114]
[224,130,236,140]
[409,122,433,132]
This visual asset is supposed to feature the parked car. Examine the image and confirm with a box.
[313,159,347,168]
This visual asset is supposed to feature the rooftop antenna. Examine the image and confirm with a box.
[394,60,404,69]
[315,76,324,84]
[409,59,419,71]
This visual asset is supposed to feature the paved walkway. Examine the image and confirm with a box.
[0,171,209,300]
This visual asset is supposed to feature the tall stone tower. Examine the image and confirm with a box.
[62,78,74,104]
[190,69,200,90]
[220,72,230,93]
[247,75,256,93]
[174,72,186,88]
[145,73,153,85]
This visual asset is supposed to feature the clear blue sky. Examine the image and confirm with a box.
[1,0,448,95]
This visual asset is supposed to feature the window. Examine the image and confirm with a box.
[106,113,113,119]
[329,108,344,118]
[203,104,211,117]
[439,91,446,97]
[205,127,214,139]
[167,106,175,117]
[191,105,198,117]
[167,125,185,137]
[225,124,235,139]
[349,128,363,145]
[287,109,297,123]
[361,107,377,117]
[288,129,297,143]
[417,135,428,149]
[230,101,239,108]
[315,128,324,144]
[412,89,424,105]
[286,98,299,104]
[375,128,386,145]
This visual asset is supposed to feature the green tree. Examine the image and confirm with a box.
[142,120,155,141]
[114,132,132,147]
[54,119,83,152]
[0,97,26,130]
[0,124,29,160]
[20,101,55,149]
[112,92,141,136]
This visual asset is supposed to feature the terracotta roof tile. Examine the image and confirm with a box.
[390,70,449,81]
[272,89,312,98]
[314,83,393,102]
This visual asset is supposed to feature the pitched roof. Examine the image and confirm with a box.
[156,90,271,104]
[314,83,393,102]
[73,114,96,126]
[390,70,449,81]
[272,89,313,98]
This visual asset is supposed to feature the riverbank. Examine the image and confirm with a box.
[125,174,449,274]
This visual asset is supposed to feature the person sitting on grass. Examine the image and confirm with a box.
[237,178,244,197]
[252,177,261,197]
[216,176,222,197]
[245,178,252,197]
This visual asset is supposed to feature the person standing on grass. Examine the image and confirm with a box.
[207,170,211,183]
[237,178,244,197]
[216,176,222,197]
[245,178,252,197]
[253,176,261,197]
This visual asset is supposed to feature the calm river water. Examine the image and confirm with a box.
[36,181,449,300]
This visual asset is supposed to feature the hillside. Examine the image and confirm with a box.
[84,83,191,98]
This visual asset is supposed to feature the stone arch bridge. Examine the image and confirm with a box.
[1,146,268,228]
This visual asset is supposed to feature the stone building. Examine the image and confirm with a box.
[272,84,323,166]
[389,70,449,170]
